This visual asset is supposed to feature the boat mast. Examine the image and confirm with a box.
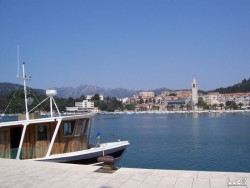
[17,45,20,77]
[18,62,31,120]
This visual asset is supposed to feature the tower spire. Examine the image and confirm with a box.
[192,78,198,111]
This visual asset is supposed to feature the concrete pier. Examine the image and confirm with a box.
[0,158,249,188]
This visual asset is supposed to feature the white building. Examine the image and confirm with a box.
[201,92,250,109]
[203,92,222,105]
[223,93,250,108]
[122,97,129,103]
[66,100,95,112]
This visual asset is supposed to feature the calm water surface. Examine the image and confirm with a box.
[91,112,250,172]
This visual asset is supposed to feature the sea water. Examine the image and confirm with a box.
[91,112,250,172]
[2,112,250,172]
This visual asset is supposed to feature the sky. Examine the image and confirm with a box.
[0,0,250,91]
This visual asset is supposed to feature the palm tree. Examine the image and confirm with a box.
[197,97,208,110]
[196,103,201,111]
[212,104,218,110]
[226,101,238,110]
[185,103,191,111]
[219,103,224,110]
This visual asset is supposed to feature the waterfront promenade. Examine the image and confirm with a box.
[0,158,249,188]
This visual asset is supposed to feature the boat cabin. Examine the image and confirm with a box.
[0,116,92,160]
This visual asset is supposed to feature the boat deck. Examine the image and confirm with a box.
[0,158,249,188]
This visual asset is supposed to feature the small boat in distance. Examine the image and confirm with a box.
[0,62,129,164]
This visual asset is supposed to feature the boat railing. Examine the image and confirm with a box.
[0,146,48,159]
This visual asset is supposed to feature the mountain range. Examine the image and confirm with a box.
[0,82,170,98]
[54,85,171,98]
[55,85,140,98]
[1,78,249,99]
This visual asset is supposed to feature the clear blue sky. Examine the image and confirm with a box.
[0,0,250,91]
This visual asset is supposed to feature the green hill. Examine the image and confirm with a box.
[214,78,250,94]
[0,82,45,96]
[0,82,21,96]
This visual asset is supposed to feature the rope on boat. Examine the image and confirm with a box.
[28,96,50,114]
[29,88,47,113]
[0,85,20,120]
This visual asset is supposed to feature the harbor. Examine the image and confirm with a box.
[1,1,250,187]
[0,158,249,188]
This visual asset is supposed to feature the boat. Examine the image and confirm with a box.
[0,62,129,164]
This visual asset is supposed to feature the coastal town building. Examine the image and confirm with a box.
[127,78,250,112]
[65,93,104,112]
[223,92,250,107]
[201,92,250,108]
[65,100,95,112]
[202,92,223,106]
[175,90,192,98]
[138,91,155,98]
[166,98,191,110]
[161,91,171,96]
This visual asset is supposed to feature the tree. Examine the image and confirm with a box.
[91,94,100,101]
[124,103,135,111]
[66,97,75,106]
[212,104,218,110]
[225,101,238,110]
[185,103,192,111]
[197,97,208,110]
[219,103,224,110]
[169,93,176,96]
[98,101,108,111]
[106,97,123,112]
[139,98,144,104]
[238,102,243,109]
[79,95,86,101]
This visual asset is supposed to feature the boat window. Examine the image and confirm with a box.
[83,119,90,136]
[63,122,75,136]
[74,119,83,136]
[82,119,86,132]
[37,125,48,141]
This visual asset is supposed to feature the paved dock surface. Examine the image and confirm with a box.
[0,158,249,188]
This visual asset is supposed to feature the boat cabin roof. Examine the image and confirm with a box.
[0,113,95,128]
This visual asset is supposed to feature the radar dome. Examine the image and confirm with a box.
[46,90,57,96]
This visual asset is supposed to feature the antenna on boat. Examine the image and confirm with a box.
[17,44,20,77]
[17,62,31,120]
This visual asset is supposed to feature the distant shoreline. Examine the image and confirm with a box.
[2,109,250,117]
[98,109,250,115]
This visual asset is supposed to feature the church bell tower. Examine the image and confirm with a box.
[192,78,198,110]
